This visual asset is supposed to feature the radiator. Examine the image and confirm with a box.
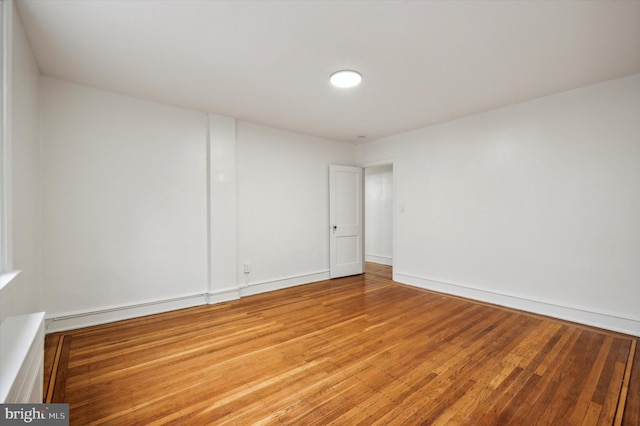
[0,311,45,403]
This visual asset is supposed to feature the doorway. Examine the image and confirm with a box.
[364,163,393,280]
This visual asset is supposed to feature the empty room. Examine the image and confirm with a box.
[1,0,639,424]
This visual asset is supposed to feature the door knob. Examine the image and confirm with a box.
[332,225,337,231]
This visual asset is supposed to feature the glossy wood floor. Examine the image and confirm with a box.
[44,264,640,425]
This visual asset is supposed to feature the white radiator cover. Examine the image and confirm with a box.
[0,312,45,403]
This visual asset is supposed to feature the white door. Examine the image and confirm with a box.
[329,165,363,278]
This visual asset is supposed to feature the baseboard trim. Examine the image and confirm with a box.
[240,270,330,297]
[208,286,240,304]
[365,255,393,266]
[44,272,639,337]
[43,270,333,333]
[45,293,208,333]
[395,273,640,337]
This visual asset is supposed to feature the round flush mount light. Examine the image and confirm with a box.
[330,70,362,88]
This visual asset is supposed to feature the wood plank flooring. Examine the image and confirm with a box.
[44,265,639,425]
[364,262,393,281]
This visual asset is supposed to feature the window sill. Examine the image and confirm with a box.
[0,311,45,402]
[0,270,21,294]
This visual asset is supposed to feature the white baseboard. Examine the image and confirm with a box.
[43,270,334,332]
[240,270,330,297]
[208,286,240,304]
[45,293,208,333]
[365,254,393,266]
[44,272,639,338]
[44,271,333,332]
[395,273,640,337]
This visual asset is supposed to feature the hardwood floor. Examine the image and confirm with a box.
[44,266,639,425]
[365,261,393,280]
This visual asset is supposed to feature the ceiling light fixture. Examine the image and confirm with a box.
[330,70,362,88]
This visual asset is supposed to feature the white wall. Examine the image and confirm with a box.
[40,78,357,330]
[38,55,638,337]
[0,3,41,324]
[364,165,393,265]
[41,77,210,329]
[208,113,238,301]
[237,122,355,294]
[357,74,640,335]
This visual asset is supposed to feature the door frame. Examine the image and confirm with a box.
[361,159,396,279]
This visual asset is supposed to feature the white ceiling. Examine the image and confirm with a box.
[16,0,640,143]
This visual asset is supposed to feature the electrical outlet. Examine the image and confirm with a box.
[244,262,251,274]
